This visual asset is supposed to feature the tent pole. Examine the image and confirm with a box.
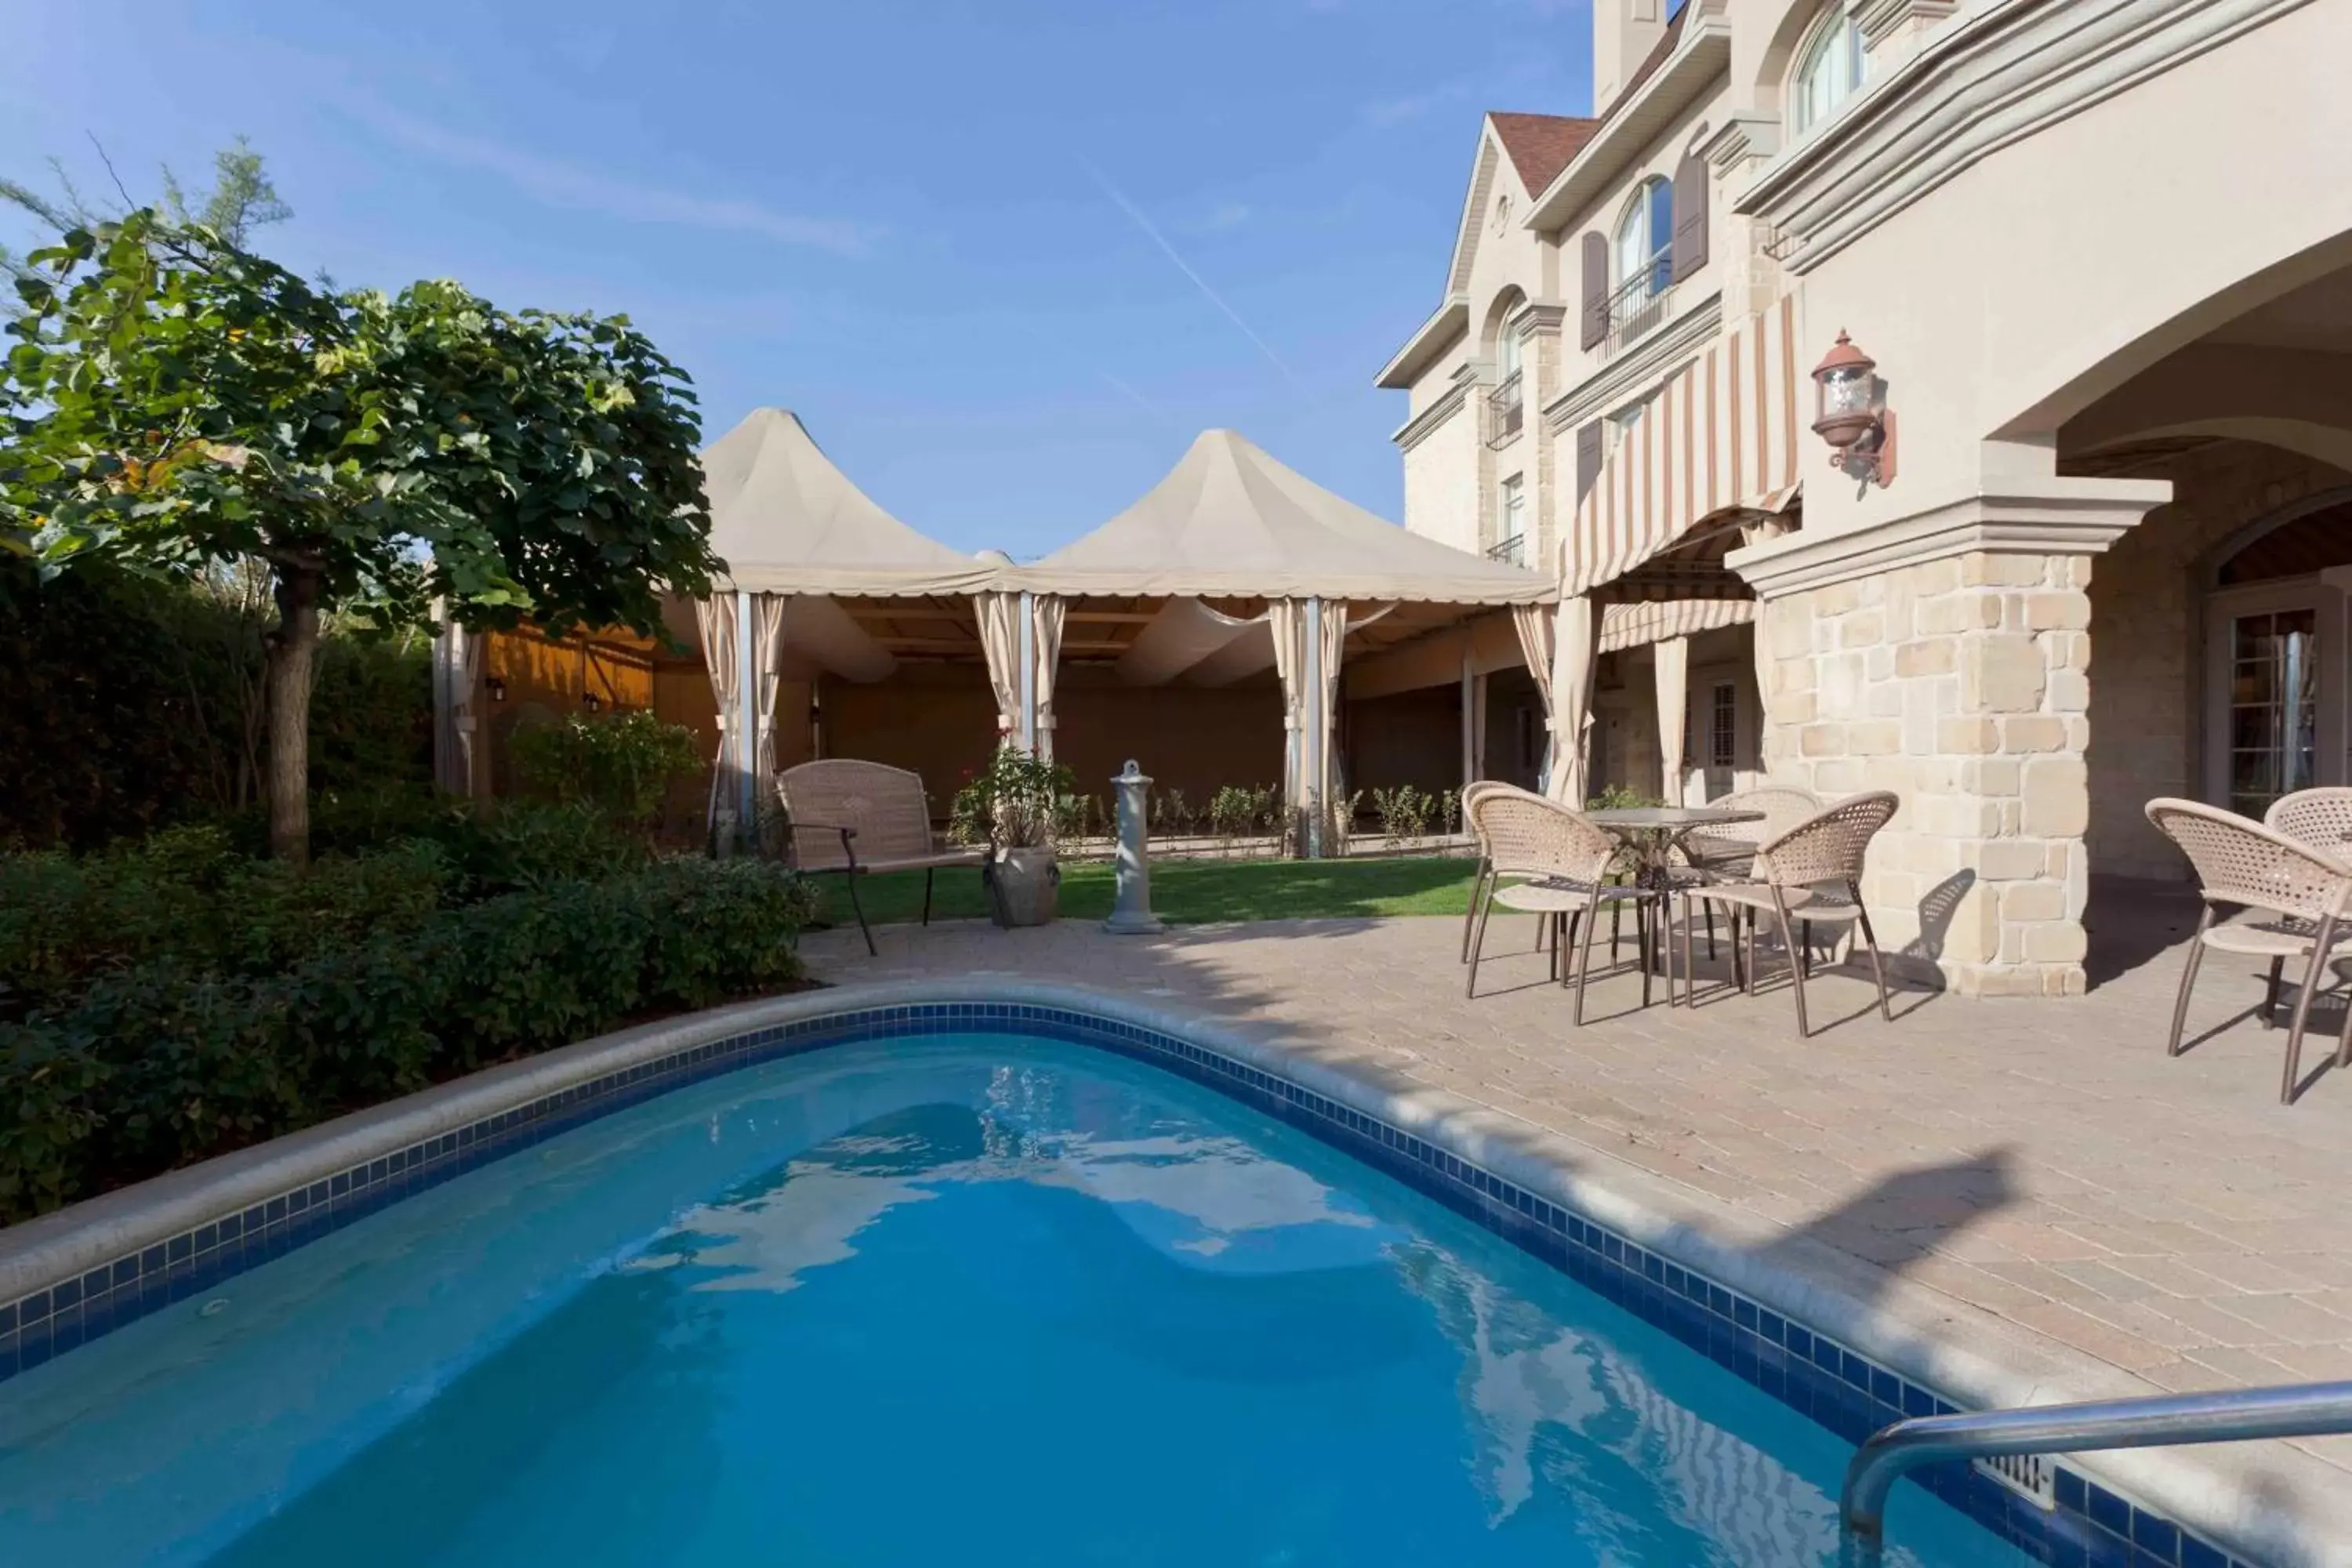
[736,587,757,839]
[1018,590,1036,756]
[1459,642,1474,800]
[1305,595,1323,859]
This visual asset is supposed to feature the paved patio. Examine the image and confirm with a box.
[802,879,2352,1503]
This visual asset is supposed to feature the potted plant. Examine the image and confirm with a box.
[953,745,1073,927]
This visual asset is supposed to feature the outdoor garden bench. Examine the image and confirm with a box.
[776,759,985,956]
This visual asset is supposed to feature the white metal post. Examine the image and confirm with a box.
[1304,595,1323,858]
[1459,645,1475,797]
[735,587,757,836]
[1018,590,1036,755]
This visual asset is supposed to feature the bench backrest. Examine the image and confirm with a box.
[777,760,938,871]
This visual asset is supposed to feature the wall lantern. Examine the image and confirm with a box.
[1809,329,1896,486]
[485,673,508,703]
[583,690,603,714]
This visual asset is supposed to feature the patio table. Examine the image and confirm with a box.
[1586,805,1766,1004]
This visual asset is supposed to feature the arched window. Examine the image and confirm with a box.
[1613,176,1673,303]
[1790,8,1866,135]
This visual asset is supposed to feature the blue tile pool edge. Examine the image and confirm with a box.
[0,993,2259,1568]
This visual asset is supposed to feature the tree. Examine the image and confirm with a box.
[1,210,720,862]
[3,135,293,302]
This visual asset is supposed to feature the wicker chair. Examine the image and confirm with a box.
[1682,785,1827,877]
[2266,789,2352,867]
[1684,791,1899,1037]
[1458,779,1513,965]
[776,760,986,956]
[2144,798,2352,1104]
[1465,784,1659,1020]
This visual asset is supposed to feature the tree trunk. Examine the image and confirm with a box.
[265,567,322,865]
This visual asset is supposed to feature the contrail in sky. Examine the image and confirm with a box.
[1077,156,1300,386]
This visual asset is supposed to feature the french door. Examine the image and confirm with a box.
[2205,585,2344,816]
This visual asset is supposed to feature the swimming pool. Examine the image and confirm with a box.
[0,1031,2053,1567]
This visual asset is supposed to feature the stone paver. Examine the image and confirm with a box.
[802,883,2352,1483]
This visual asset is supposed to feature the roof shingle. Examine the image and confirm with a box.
[1486,112,1600,198]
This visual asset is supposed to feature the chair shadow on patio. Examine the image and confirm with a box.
[1748,1145,2020,1304]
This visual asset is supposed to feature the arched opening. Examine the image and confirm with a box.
[1788,5,1865,136]
[1613,176,1673,303]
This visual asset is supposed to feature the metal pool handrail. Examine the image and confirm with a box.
[1842,1380,2352,1542]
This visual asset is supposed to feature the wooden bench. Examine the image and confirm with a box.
[776,760,986,955]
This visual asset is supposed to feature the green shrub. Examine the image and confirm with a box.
[510,711,702,832]
[0,858,817,1221]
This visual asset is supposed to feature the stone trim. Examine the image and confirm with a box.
[1729,481,2171,599]
[1733,0,2318,274]
[1700,110,1781,174]
[1854,0,1961,49]
[1391,368,1473,453]
[1375,294,1470,390]
[1541,288,1723,433]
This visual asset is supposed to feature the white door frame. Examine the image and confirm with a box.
[2201,575,2347,810]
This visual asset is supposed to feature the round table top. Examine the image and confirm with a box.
[1586,805,1766,831]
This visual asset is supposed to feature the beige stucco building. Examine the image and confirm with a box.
[1371,0,2352,997]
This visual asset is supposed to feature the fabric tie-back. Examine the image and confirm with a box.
[1030,594,1065,763]
[975,591,1024,742]
[696,595,742,829]
[1564,292,1802,599]
[1653,634,1690,808]
[749,593,786,817]
[1753,602,1775,763]
[1548,596,1600,805]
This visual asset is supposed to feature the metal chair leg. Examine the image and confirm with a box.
[1852,880,1892,1022]
[1773,892,1809,1038]
[1637,899,1653,1010]
[2263,954,2283,1029]
[1573,889,1605,1025]
[1465,880,1497,999]
[1704,902,1716,960]
[1461,858,1490,963]
[1560,909,1584,989]
[1548,911,1563,983]
[2282,913,2336,1105]
[1679,891,1695,1007]
[2165,907,2214,1057]
[1610,900,1623,960]
[921,866,936,927]
[844,871,877,956]
[1741,908,1757,996]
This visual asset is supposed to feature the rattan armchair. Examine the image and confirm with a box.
[1458,779,1513,964]
[2144,798,2352,1104]
[1464,784,1659,1020]
[2265,789,2352,867]
[1683,791,1899,1037]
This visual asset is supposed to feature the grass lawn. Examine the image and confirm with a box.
[810,854,1481,929]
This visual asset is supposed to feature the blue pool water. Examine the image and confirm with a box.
[0,1036,2039,1566]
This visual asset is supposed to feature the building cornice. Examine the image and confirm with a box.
[1733,0,2318,275]
[1391,375,1471,453]
[1521,9,1733,235]
[1376,296,1471,390]
[1726,479,2172,598]
[1701,111,1781,174]
[1543,290,1723,434]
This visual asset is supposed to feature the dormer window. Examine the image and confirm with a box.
[1791,8,1866,136]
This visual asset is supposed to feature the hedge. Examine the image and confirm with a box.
[0,857,817,1221]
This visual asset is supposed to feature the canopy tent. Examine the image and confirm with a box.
[692,408,996,833]
[1006,430,1554,851]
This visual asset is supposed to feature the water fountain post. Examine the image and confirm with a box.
[1104,760,1164,935]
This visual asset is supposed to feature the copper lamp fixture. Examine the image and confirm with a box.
[1810,330,1896,486]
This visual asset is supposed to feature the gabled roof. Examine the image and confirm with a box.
[1488,112,1600,199]
[699,408,996,597]
[1008,429,1554,604]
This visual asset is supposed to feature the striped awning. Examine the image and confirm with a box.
[1597,597,1755,654]
[1564,292,1804,600]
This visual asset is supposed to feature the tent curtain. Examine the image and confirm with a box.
[1316,598,1348,837]
[976,590,1024,744]
[1031,594,1065,762]
[750,593,787,814]
[696,594,742,829]
[1512,602,1557,784]
[1752,604,1775,770]
[1548,596,1600,806]
[452,626,484,799]
[1268,598,1308,826]
[1654,634,1690,808]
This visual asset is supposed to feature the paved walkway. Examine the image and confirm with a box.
[802,880,2352,1494]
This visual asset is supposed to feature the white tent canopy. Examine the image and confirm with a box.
[1008,429,1555,604]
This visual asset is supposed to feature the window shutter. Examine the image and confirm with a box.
[1579,231,1608,350]
[1671,150,1710,283]
[1575,420,1603,501]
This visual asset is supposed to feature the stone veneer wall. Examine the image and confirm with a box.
[1759,551,2093,998]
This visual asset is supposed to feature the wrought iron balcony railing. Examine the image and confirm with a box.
[1486,533,1526,567]
[1603,252,1675,358]
[1484,370,1524,448]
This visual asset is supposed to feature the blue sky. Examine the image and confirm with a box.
[4,0,1595,558]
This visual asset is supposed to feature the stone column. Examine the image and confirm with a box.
[1733,489,2163,997]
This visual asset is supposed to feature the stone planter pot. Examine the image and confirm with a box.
[988,845,1060,927]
